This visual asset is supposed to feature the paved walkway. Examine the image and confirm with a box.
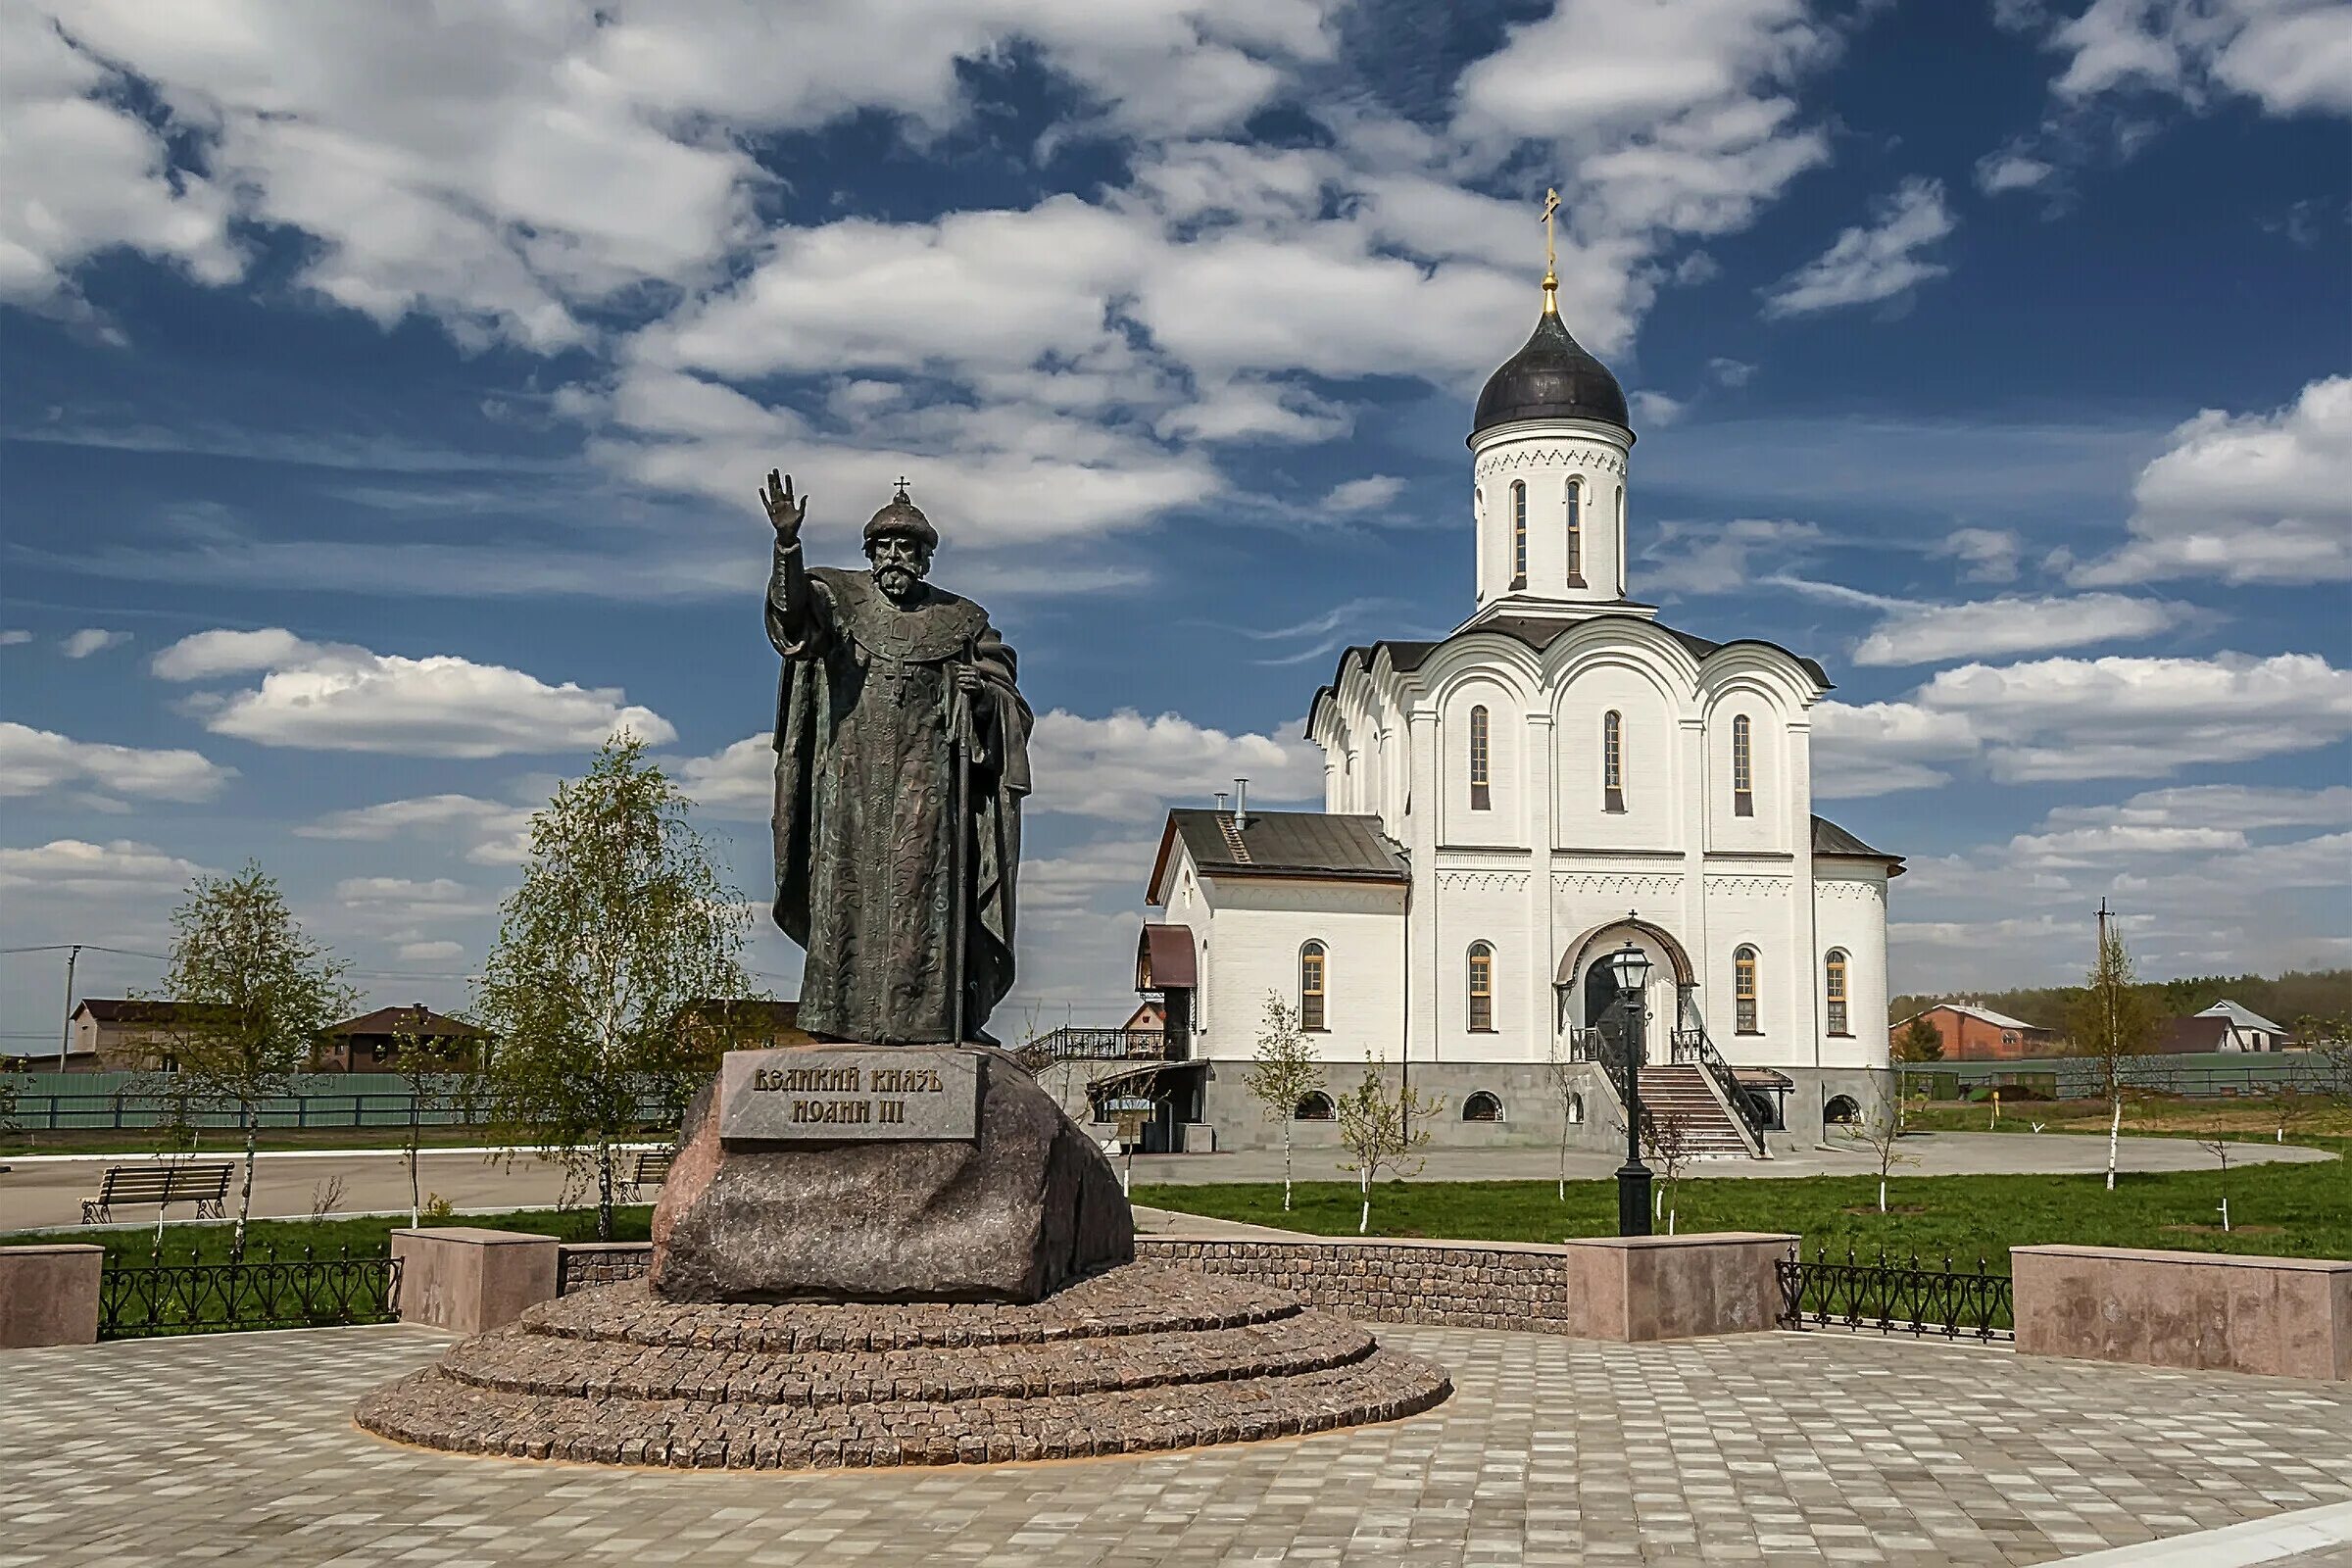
[6,1322,2349,1565]
[0,1133,2328,1232]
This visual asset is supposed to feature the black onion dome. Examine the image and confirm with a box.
[1470,302,1631,442]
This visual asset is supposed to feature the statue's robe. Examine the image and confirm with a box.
[768,566,1030,1044]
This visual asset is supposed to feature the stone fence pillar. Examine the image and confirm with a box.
[0,1245,103,1348]
[390,1228,560,1335]
[2013,1245,2351,1380]
[1558,1233,1793,1341]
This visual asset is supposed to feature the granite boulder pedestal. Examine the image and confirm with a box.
[651,1046,1131,1303]
[358,1045,1449,1468]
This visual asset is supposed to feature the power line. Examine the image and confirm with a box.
[0,943,168,961]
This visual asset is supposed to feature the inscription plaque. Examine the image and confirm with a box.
[716,1047,981,1143]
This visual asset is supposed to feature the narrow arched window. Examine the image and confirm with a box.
[1509,482,1528,588]
[1616,486,1628,596]
[1825,950,1850,1037]
[1602,710,1624,812]
[1467,942,1494,1032]
[1299,941,1328,1032]
[1732,714,1754,816]
[1565,477,1583,583]
[1734,945,1759,1034]
[1468,706,1491,810]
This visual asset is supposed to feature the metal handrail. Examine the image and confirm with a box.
[1669,1020,1771,1148]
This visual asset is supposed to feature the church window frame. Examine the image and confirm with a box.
[1734,945,1760,1035]
[1509,482,1528,589]
[1825,949,1850,1037]
[1732,714,1755,817]
[1602,710,1625,813]
[1565,477,1584,585]
[1466,942,1495,1033]
[1468,706,1492,811]
[1298,941,1329,1032]
[1616,486,1627,596]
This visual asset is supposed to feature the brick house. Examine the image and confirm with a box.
[1890,1003,2061,1061]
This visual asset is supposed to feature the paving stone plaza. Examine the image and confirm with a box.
[8,1321,2351,1566]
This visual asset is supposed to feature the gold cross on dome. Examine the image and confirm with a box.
[1541,188,1560,278]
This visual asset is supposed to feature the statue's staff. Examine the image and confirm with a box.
[947,629,977,1045]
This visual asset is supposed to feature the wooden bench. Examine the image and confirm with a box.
[80,1161,233,1225]
[619,1148,673,1203]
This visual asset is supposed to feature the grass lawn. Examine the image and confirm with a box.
[1902,1093,2352,1142]
[1135,1138,2351,1270]
[0,1204,655,1265]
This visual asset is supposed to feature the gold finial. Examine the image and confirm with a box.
[1540,187,1561,315]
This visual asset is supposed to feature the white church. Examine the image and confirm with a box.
[1106,255,1901,1158]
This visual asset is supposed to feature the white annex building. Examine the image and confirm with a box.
[1102,259,1901,1158]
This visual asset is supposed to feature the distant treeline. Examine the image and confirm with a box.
[1888,968,2352,1033]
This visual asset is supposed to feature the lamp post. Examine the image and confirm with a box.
[1609,941,1654,1237]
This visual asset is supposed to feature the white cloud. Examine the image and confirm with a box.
[150,627,672,758]
[1916,651,2352,781]
[296,794,536,866]
[2041,783,2352,833]
[2073,375,2352,585]
[1642,517,1820,595]
[1762,176,1955,318]
[1975,149,2056,194]
[1936,526,2022,582]
[0,630,30,645]
[0,838,206,897]
[1026,709,1323,821]
[0,721,232,802]
[1629,390,1686,427]
[59,628,128,659]
[396,940,466,964]
[0,7,240,311]
[1320,476,1406,514]
[1851,592,2179,666]
[2048,0,2352,118]
[1811,700,1980,798]
[1707,357,1756,387]
[673,735,775,820]
[333,876,474,906]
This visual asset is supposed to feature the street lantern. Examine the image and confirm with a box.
[1609,940,1654,1237]
[1606,942,1653,1000]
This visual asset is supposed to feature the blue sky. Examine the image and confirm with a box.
[4,0,2348,1052]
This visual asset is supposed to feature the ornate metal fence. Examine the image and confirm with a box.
[1776,1247,2013,1343]
[98,1243,403,1340]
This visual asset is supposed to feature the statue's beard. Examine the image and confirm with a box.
[875,564,921,601]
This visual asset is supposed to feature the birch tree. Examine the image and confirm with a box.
[478,734,756,1241]
[2066,921,2157,1193]
[148,862,354,1257]
[1243,992,1324,1212]
[1334,1056,1440,1235]
[389,1012,468,1230]
[1542,1027,1582,1200]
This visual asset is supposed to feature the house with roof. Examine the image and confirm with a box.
[1888,1003,2061,1062]
[311,1004,488,1072]
[2155,1000,2291,1054]
[1120,254,1901,1157]
[65,999,228,1072]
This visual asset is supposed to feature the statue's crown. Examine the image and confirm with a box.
[863,481,938,548]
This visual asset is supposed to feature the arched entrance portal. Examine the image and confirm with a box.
[1557,918,1694,1063]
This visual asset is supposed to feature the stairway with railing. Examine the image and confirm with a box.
[1576,992,1769,1160]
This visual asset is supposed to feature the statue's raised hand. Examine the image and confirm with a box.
[760,468,808,545]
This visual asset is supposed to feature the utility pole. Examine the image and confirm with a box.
[58,943,82,1071]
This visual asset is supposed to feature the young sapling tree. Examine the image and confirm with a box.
[1243,992,1325,1212]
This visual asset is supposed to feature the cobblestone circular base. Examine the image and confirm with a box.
[357,1264,1451,1468]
